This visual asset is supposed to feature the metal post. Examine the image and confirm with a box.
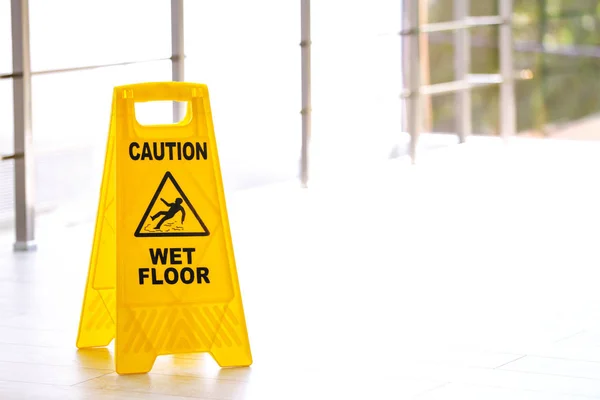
[499,0,515,140]
[419,0,432,133]
[454,0,471,143]
[535,0,547,134]
[11,0,36,251]
[402,0,421,163]
[300,0,311,187]
[171,0,185,122]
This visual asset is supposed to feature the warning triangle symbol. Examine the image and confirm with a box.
[134,171,210,237]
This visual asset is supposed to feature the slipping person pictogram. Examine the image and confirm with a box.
[134,171,210,237]
[151,198,185,229]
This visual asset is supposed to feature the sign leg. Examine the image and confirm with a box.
[76,109,117,349]
[115,347,157,375]
[209,302,252,367]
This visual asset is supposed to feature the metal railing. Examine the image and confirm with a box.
[7,0,185,251]
[401,0,516,163]
[6,0,519,249]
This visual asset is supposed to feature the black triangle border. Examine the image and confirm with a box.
[134,171,210,237]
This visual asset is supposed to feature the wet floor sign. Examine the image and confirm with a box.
[76,82,252,374]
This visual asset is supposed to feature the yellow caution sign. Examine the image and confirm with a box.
[76,82,252,374]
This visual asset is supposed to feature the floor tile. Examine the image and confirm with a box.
[0,380,201,400]
[0,343,114,369]
[2,140,600,398]
[0,361,111,385]
[75,372,247,399]
[420,367,600,398]
[500,355,600,381]
[416,382,595,400]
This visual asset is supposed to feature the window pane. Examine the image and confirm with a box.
[515,75,539,133]
[0,0,11,74]
[471,85,499,135]
[185,0,301,188]
[32,60,172,217]
[0,159,14,227]
[0,78,13,227]
[470,0,498,16]
[29,0,171,72]
[0,78,13,153]
[311,0,402,173]
[431,92,457,134]
[428,0,455,23]
[543,55,600,125]
[427,32,455,85]
[471,26,500,75]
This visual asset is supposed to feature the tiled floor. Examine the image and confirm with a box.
[2,137,600,399]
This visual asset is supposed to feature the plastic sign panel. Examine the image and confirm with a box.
[76,82,252,374]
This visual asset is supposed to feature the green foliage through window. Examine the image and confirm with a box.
[428,0,600,135]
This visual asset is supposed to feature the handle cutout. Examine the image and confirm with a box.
[134,101,189,126]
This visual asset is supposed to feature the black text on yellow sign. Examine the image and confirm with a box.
[139,248,210,285]
[128,141,208,161]
[75,82,252,375]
